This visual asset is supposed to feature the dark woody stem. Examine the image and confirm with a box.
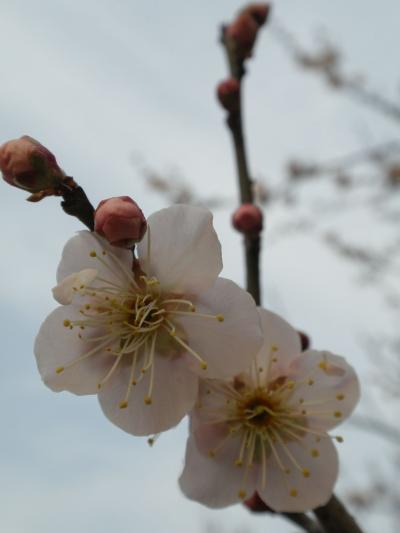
[221,27,261,305]
[220,17,364,533]
[314,495,364,533]
[59,180,95,230]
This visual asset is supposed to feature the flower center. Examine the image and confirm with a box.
[200,358,344,501]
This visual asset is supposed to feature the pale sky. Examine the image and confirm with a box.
[0,1,399,532]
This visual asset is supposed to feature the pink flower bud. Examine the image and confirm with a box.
[225,13,259,59]
[241,3,270,27]
[0,135,64,192]
[94,196,147,248]
[232,203,263,235]
[216,78,240,112]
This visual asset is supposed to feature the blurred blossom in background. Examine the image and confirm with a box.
[1,1,399,532]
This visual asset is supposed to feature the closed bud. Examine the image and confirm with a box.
[232,203,263,235]
[241,3,270,27]
[94,196,147,248]
[0,135,65,194]
[216,78,240,112]
[225,13,259,59]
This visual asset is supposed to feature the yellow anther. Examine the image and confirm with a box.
[286,380,295,390]
[319,360,328,371]
[132,379,137,386]
[271,344,278,352]
[119,401,128,409]
[336,393,345,401]
[235,459,243,467]
[336,436,344,443]
[89,250,97,257]
[238,490,247,500]
[311,449,319,458]
[200,362,208,370]
[334,411,342,418]
[144,396,152,405]
[290,489,298,497]
[63,320,71,327]
[302,468,310,478]
[216,314,224,322]
[308,379,314,386]
[97,383,102,390]
[208,450,215,458]
[272,357,278,363]
[55,366,64,374]
[148,438,154,446]
[85,304,91,310]
[299,398,304,404]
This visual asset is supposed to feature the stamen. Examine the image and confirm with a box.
[164,325,208,370]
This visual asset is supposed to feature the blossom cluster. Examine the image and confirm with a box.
[33,200,360,513]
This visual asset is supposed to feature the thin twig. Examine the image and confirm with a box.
[314,494,364,533]
[60,181,95,230]
[220,27,261,305]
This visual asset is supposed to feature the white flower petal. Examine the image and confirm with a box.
[56,230,133,287]
[286,350,360,431]
[179,435,256,508]
[176,278,263,379]
[137,205,222,293]
[34,306,114,395]
[52,268,98,304]
[98,352,198,436]
[257,432,338,512]
[257,308,302,381]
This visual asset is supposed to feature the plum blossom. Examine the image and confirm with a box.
[179,308,360,512]
[34,204,263,436]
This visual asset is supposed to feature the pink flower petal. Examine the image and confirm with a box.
[179,435,257,508]
[137,205,222,294]
[176,278,263,379]
[98,352,198,436]
[57,231,132,287]
[34,306,114,395]
[286,350,360,431]
[257,432,338,512]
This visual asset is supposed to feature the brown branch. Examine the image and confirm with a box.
[220,28,261,305]
[314,494,364,533]
[60,181,95,230]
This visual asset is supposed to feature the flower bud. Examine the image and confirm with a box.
[94,196,147,248]
[0,135,64,193]
[225,13,259,59]
[216,78,240,112]
[232,203,263,235]
[241,3,270,27]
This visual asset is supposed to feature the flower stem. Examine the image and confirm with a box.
[60,181,95,230]
[314,494,364,533]
[220,27,261,305]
